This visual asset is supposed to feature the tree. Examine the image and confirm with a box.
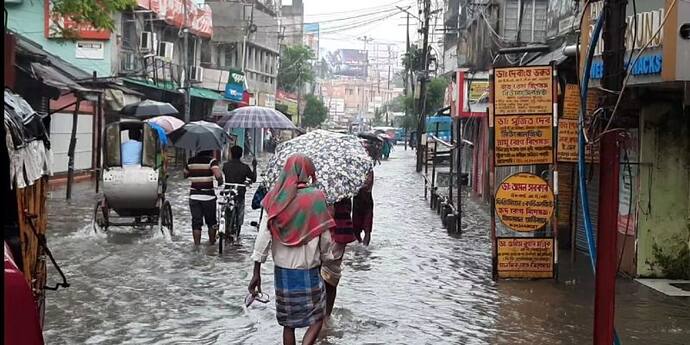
[424,77,449,113]
[50,0,136,38]
[277,45,315,93]
[372,108,385,126]
[301,95,328,128]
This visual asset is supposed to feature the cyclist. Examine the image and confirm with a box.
[222,146,257,240]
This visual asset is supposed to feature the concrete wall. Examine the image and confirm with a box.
[6,0,115,77]
[637,102,690,277]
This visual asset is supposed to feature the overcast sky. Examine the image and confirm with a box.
[300,0,421,53]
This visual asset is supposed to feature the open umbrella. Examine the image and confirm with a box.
[264,130,373,204]
[168,121,230,152]
[220,106,296,130]
[120,100,178,118]
[146,115,184,133]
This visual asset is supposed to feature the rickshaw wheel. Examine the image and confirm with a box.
[159,200,174,236]
[92,200,109,233]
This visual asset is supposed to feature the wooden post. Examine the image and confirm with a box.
[66,97,82,200]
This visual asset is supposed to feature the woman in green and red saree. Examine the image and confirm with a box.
[248,154,336,345]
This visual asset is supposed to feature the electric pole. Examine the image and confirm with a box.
[415,0,431,172]
[594,1,628,344]
[183,2,190,123]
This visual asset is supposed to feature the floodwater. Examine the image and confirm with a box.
[43,149,689,344]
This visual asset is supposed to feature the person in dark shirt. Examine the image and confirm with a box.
[222,146,257,240]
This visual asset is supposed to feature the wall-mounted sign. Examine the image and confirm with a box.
[557,119,578,162]
[45,2,110,40]
[224,69,246,102]
[493,66,553,115]
[469,80,489,103]
[494,115,553,166]
[590,53,663,80]
[497,237,555,279]
[75,41,105,59]
[562,84,580,119]
[495,172,555,232]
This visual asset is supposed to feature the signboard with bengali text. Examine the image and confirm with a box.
[493,66,553,115]
[497,237,555,279]
[562,84,580,119]
[494,115,553,166]
[45,2,110,40]
[495,172,555,232]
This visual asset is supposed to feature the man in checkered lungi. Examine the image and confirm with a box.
[248,155,336,345]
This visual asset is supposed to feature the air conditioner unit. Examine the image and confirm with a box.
[139,32,156,52]
[157,41,174,61]
[190,66,204,82]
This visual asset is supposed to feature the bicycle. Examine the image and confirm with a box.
[216,181,249,254]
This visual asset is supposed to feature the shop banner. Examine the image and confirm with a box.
[497,237,555,279]
[493,66,553,115]
[495,172,555,232]
[224,69,246,102]
[44,2,110,40]
[494,115,553,166]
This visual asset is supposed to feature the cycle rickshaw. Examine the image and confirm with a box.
[93,119,173,235]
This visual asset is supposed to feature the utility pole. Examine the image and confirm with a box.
[404,12,410,150]
[183,1,190,123]
[594,1,627,344]
[415,0,431,172]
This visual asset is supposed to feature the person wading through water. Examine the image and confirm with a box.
[248,154,336,345]
[184,150,223,245]
[321,197,357,324]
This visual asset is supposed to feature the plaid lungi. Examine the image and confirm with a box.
[274,266,326,328]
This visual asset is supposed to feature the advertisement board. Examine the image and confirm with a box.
[494,115,553,166]
[493,66,553,116]
[497,237,555,279]
[45,1,110,40]
[303,23,320,59]
[224,69,246,102]
[495,172,555,232]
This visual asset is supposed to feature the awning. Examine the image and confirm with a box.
[190,87,223,101]
[526,42,569,66]
[123,78,180,93]
[29,62,92,92]
[123,78,222,100]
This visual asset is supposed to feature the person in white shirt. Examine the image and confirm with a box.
[248,154,335,345]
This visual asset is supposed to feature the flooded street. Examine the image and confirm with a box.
[44,149,689,345]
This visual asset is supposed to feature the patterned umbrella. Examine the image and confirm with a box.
[145,115,185,133]
[264,130,374,204]
[169,121,230,152]
[221,106,296,130]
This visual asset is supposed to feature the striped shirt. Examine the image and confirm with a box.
[187,155,219,199]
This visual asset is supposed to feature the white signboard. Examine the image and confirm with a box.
[75,41,105,60]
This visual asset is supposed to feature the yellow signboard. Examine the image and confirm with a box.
[469,81,489,102]
[497,237,554,279]
[557,118,600,163]
[493,66,553,115]
[557,119,579,162]
[495,172,555,232]
[562,84,580,119]
[494,115,553,166]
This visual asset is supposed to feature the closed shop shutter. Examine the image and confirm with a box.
[575,164,600,253]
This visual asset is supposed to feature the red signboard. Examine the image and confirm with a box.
[190,4,213,39]
[45,2,111,40]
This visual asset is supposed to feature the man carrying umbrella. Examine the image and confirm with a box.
[185,151,224,245]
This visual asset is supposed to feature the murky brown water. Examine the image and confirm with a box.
[43,149,689,344]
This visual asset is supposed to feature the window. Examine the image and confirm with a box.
[346,89,354,95]
[121,12,138,51]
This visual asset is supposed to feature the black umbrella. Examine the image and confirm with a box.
[120,100,178,118]
[168,121,230,152]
